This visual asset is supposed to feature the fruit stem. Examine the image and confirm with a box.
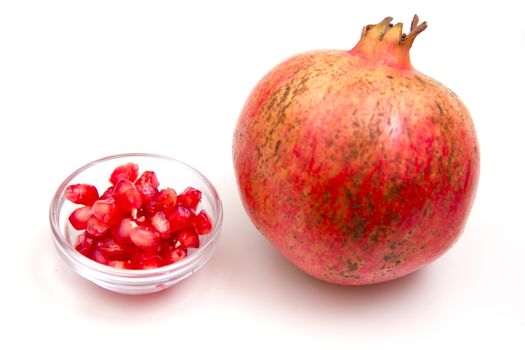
[351,15,427,69]
[404,15,428,47]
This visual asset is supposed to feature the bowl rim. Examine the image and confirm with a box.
[49,152,223,280]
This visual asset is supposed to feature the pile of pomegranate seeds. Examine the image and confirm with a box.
[65,162,213,270]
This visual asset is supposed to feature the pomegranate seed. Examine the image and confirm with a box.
[65,184,99,206]
[92,248,109,265]
[168,205,195,232]
[91,198,119,224]
[96,236,129,260]
[193,210,213,235]
[157,188,178,213]
[144,194,161,214]
[176,229,200,249]
[160,234,180,250]
[162,246,187,264]
[108,260,133,269]
[109,162,139,185]
[74,232,95,257]
[112,217,136,245]
[135,256,166,270]
[130,226,160,250]
[100,186,115,200]
[114,179,142,212]
[86,215,110,236]
[177,187,202,211]
[151,211,170,238]
[68,206,92,230]
[135,170,160,188]
[130,248,158,263]
[136,183,159,202]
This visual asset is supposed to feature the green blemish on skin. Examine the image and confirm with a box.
[385,184,400,199]
[414,75,426,85]
[383,252,402,262]
[347,260,359,272]
[393,212,401,223]
[352,217,366,241]
[274,140,281,156]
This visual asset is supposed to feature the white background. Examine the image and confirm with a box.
[1,1,524,349]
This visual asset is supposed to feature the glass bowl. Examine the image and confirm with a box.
[49,153,223,295]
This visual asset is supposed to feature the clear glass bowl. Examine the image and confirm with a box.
[49,153,223,295]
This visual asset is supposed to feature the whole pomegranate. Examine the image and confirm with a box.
[233,16,479,285]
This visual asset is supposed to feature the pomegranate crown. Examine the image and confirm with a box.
[361,15,427,48]
[351,15,427,69]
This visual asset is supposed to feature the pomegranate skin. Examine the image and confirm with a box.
[233,16,479,285]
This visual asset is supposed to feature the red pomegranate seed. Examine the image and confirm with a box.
[112,217,136,245]
[96,236,129,260]
[135,170,160,188]
[109,162,139,185]
[177,187,202,211]
[100,186,115,200]
[65,184,99,206]
[108,260,133,269]
[168,205,195,232]
[162,246,188,264]
[91,198,119,224]
[144,194,161,214]
[157,188,178,213]
[164,247,188,264]
[68,206,92,230]
[130,226,160,250]
[130,248,158,263]
[92,248,109,265]
[136,183,159,202]
[135,256,166,270]
[176,229,200,249]
[151,211,170,239]
[193,210,212,235]
[114,179,142,212]
[75,232,95,257]
[86,215,110,236]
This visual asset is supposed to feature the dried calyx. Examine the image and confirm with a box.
[361,15,427,48]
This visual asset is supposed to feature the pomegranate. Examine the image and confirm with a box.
[65,162,213,270]
[233,16,479,285]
